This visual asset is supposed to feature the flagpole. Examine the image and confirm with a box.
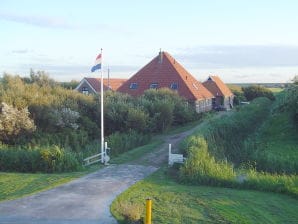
[100,48,104,163]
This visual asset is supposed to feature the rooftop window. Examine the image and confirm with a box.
[192,83,198,90]
[129,83,138,89]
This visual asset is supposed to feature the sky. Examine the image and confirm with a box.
[1,0,298,83]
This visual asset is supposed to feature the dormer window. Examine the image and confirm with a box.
[170,83,178,90]
[150,83,158,89]
[82,87,89,95]
[130,83,138,89]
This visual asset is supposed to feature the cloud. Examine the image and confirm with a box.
[0,11,132,34]
[11,49,30,54]
[177,45,298,68]
[0,11,77,29]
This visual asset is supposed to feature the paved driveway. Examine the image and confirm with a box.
[0,165,157,224]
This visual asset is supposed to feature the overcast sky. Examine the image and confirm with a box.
[1,0,298,83]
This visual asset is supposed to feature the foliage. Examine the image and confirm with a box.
[202,97,271,164]
[0,145,80,173]
[180,136,236,186]
[244,90,298,174]
[242,85,275,101]
[140,88,196,132]
[115,201,144,223]
[111,168,298,224]
[0,102,36,143]
[0,74,198,172]
[228,84,246,105]
[106,130,151,156]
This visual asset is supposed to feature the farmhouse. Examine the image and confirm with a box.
[202,76,234,110]
[75,51,234,113]
[75,77,127,95]
[117,51,214,113]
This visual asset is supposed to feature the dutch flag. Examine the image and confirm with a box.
[91,53,102,72]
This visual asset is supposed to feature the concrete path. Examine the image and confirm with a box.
[0,165,157,224]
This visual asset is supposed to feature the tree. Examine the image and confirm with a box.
[0,102,36,143]
[242,85,275,101]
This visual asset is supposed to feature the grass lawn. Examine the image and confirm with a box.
[111,168,298,224]
[110,140,163,164]
[0,164,101,202]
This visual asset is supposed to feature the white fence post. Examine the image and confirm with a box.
[168,143,184,166]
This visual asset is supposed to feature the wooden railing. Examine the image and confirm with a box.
[83,153,102,166]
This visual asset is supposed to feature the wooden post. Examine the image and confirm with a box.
[145,198,152,224]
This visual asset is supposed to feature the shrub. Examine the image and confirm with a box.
[203,97,272,164]
[242,85,275,101]
[116,201,144,223]
[179,136,236,186]
[106,130,151,156]
[0,145,80,173]
[0,102,36,143]
[243,169,298,198]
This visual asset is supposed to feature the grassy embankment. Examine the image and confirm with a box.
[111,168,298,224]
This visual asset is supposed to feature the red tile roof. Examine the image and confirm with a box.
[202,76,233,97]
[117,51,213,101]
[85,78,127,91]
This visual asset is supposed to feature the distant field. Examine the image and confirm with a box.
[267,87,284,93]
[111,168,298,224]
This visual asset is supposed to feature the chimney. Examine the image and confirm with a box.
[158,49,163,64]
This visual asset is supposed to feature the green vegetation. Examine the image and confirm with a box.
[111,168,298,224]
[0,145,80,173]
[111,140,163,164]
[242,85,275,101]
[0,164,100,201]
[179,90,298,196]
[181,97,272,164]
[0,73,198,173]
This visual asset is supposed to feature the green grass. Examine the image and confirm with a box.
[0,164,101,202]
[111,168,298,224]
[110,140,163,164]
[267,87,284,94]
[162,120,202,135]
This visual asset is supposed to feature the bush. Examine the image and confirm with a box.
[106,130,151,156]
[243,169,298,198]
[242,85,275,101]
[0,145,80,173]
[0,102,36,143]
[203,97,272,164]
[116,201,144,223]
[179,136,236,186]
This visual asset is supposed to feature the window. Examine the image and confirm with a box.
[82,87,89,95]
[129,83,138,89]
[170,83,178,90]
[150,83,158,89]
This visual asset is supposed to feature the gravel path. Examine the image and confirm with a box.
[0,124,200,224]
